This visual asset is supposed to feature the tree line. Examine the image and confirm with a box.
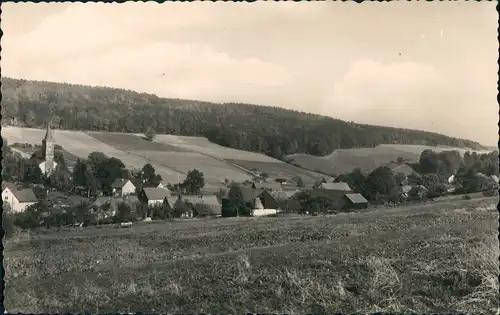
[1,77,485,160]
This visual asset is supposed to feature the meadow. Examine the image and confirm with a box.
[286,144,494,176]
[4,197,498,314]
[226,159,328,185]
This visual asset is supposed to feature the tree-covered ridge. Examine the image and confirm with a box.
[1,77,485,159]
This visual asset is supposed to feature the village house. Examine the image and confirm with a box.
[272,190,302,212]
[341,193,369,211]
[111,178,136,197]
[165,194,222,218]
[139,187,171,207]
[2,184,38,212]
[310,182,355,210]
[222,186,280,217]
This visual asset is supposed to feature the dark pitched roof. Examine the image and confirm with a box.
[272,190,300,201]
[143,187,171,201]
[111,178,134,189]
[319,182,352,191]
[344,193,368,204]
[12,188,38,203]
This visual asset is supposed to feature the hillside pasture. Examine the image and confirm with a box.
[88,132,191,152]
[152,134,280,163]
[88,132,253,183]
[286,144,494,176]
[140,151,253,183]
[226,159,329,184]
[1,127,184,184]
[4,197,498,313]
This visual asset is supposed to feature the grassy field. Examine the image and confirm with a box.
[286,144,494,176]
[2,127,184,184]
[89,132,254,183]
[152,134,279,163]
[226,159,329,185]
[4,197,498,313]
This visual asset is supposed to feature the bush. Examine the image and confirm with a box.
[2,211,16,239]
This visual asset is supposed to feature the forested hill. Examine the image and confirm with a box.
[1,77,485,159]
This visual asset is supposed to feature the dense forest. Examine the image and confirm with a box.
[1,77,485,159]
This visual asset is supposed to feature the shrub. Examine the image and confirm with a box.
[2,211,16,239]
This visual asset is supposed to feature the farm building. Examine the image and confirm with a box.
[2,184,38,212]
[382,162,416,177]
[165,195,222,217]
[272,190,302,212]
[311,182,353,207]
[111,179,136,197]
[221,186,279,216]
[251,182,283,192]
[139,187,172,207]
[341,193,369,210]
[93,195,140,217]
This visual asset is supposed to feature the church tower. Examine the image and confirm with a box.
[42,121,55,175]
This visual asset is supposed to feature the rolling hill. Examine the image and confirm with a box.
[1,77,485,162]
[1,77,490,183]
[285,144,494,176]
[2,127,330,188]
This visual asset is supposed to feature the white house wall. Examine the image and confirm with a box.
[253,209,278,217]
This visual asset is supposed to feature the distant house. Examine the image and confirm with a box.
[166,194,222,217]
[272,190,302,212]
[317,182,352,191]
[111,179,136,197]
[93,195,140,218]
[382,162,416,177]
[251,182,283,192]
[311,182,354,210]
[156,182,165,189]
[2,185,38,212]
[221,186,279,216]
[139,187,171,207]
[341,193,369,210]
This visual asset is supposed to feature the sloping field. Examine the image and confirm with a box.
[4,197,498,313]
[152,134,280,163]
[140,151,252,183]
[89,132,253,183]
[286,144,494,176]
[378,144,493,156]
[226,159,329,185]
[1,127,184,184]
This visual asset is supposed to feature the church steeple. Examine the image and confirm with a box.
[43,121,55,142]
[41,120,56,175]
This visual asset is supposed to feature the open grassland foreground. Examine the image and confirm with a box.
[4,198,499,313]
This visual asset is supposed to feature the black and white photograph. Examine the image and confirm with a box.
[1,1,498,313]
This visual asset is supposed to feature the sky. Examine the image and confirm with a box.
[2,2,498,146]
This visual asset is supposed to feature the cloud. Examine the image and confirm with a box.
[325,60,496,144]
[2,3,291,102]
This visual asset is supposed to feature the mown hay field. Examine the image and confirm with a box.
[88,132,253,183]
[152,134,280,163]
[286,144,494,176]
[4,197,498,313]
[226,159,328,185]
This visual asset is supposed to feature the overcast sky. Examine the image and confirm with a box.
[2,2,498,145]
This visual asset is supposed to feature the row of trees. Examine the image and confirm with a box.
[332,149,499,205]
[2,77,485,159]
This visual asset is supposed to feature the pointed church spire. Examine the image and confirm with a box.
[43,120,55,142]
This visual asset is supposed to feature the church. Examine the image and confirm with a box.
[37,123,58,175]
